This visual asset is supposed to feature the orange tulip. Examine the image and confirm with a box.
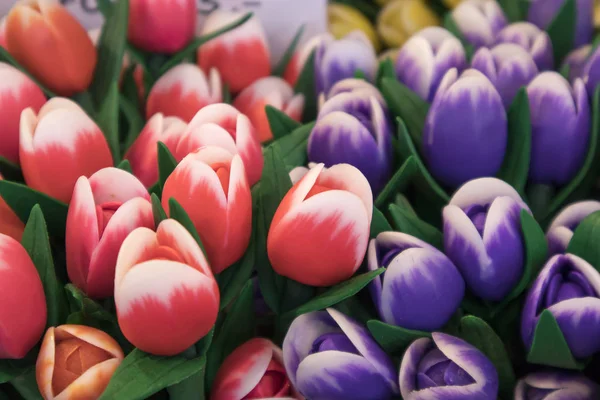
[5,0,97,96]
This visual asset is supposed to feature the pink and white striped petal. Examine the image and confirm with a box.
[88,167,150,204]
[175,123,237,161]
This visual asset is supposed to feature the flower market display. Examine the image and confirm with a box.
[4,0,600,399]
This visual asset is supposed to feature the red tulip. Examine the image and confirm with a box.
[176,103,263,185]
[233,77,304,143]
[124,113,187,187]
[0,173,24,241]
[128,0,196,54]
[267,163,373,286]
[283,35,323,87]
[20,98,113,203]
[146,63,222,122]
[0,234,46,359]
[66,167,154,299]
[0,62,46,164]
[197,11,270,93]
[115,219,219,355]
[162,146,252,274]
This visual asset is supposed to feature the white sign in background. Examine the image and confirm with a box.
[0,0,328,63]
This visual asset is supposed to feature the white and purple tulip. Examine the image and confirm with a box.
[282,308,399,400]
[583,45,600,95]
[451,0,507,49]
[399,333,499,399]
[564,45,592,83]
[495,22,554,71]
[367,232,464,331]
[546,201,600,255]
[423,69,507,188]
[471,43,539,107]
[527,0,593,47]
[443,178,530,302]
[527,72,590,186]
[395,27,467,102]
[515,370,600,400]
[522,253,600,359]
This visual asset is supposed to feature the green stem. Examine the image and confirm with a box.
[527,184,555,221]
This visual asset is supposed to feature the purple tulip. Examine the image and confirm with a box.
[451,0,507,49]
[515,370,600,399]
[399,333,499,399]
[522,253,600,359]
[423,69,507,187]
[495,22,554,71]
[395,27,467,102]
[527,72,590,186]
[583,45,600,95]
[564,45,592,83]
[547,201,600,255]
[471,43,539,107]
[321,78,385,103]
[314,32,378,96]
[282,308,399,400]
[528,0,593,47]
[308,84,393,194]
[443,178,531,301]
[366,232,464,331]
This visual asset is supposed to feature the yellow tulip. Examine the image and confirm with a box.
[442,0,465,9]
[375,0,394,5]
[595,0,600,28]
[377,0,441,48]
[328,4,381,51]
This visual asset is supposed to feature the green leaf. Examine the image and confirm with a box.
[116,160,133,173]
[497,0,529,22]
[9,367,43,400]
[217,237,255,310]
[443,14,475,60]
[376,59,396,89]
[168,198,207,257]
[266,105,302,141]
[273,25,305,77]
[159,13,253,76]
[271,122,315,168]
[294,50,317,122]
[0,47,56,97]
[560,63,571,80]
[354,69,367,80]
[388,203,444,250]
[457,316,516,399]
[546,0,577,64]
[496,88,531,196]
[371,206,392,239]
[21,205,67,327]
[95,82,121,162]
[0,180,68,238]
[526,309,583,369]
[567,210,600,269]
[367,320,431,354]
[151,193,167,227]
[375,157,417,209]
[167,367,206,400]
[222,83,232,105]
[158,142,178,190]
[120,94,145,152]
[96,0,113,17]
[0,156,23,182]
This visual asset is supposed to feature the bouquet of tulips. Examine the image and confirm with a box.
[2,0,600,399]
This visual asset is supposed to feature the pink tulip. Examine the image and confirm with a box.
[197,11,270,93]
[0,17,6,48]
[20,98,113,203]
[162,146,252,274]
[0,62,46,164]
[176,103,263,185]
[233,77,305,143]
[66,167,154,299]
[268,163,373,287]
[0,233,46,359]
[146,63,222,122]
[283,35,324,87]
[114,219,219,355]
[124,113,187,187]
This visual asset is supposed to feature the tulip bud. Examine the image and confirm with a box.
[211,338,298,400]
[528,0,593,47]
[495,22,554,71]
[451,0,507,49]
[328,3,381,51]
[0,173,25,241]
[197,11,270,93]
[527,72,589,186]
[20,98,113,203]
[399,333,499,399]
[36,325,124,400]
[367,232,464,331]
[128,0,196,53]
[115,219,219,355]
[0,234,46,359]
[522,253,600,359]
[5,0,97,96]
[267,163,372,287]
[283,309,399,399]
[124,113,187,187]
[443,178,530,301]
[283,35,323,87]
[321,78,386,104]
[308,86,393,194]
[471,43,539,107]
[0,62,46,164]
[233,77,305,143]
[146,63,222,122]
[515,370,600,399]
[423,69,507,187]
[175,103,263,185]
[546,201,600,255]
[395,27,467,102]
[564,45,592,82]
[66,168,154,299]
[162,147,252,274]
[377,0,441,49]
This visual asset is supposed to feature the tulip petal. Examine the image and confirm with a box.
[547,297,600,359]
[399,337,433,397]
[55,359,121,400]
[449,177,528,210]
[175,123,238,161]
[515,371,600,400]
[547,201,600,254]
[235,113,264,185]
[156,218,213,276]
[114,227,158,292]
[367,239,383,313]
[88,167,150,204]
